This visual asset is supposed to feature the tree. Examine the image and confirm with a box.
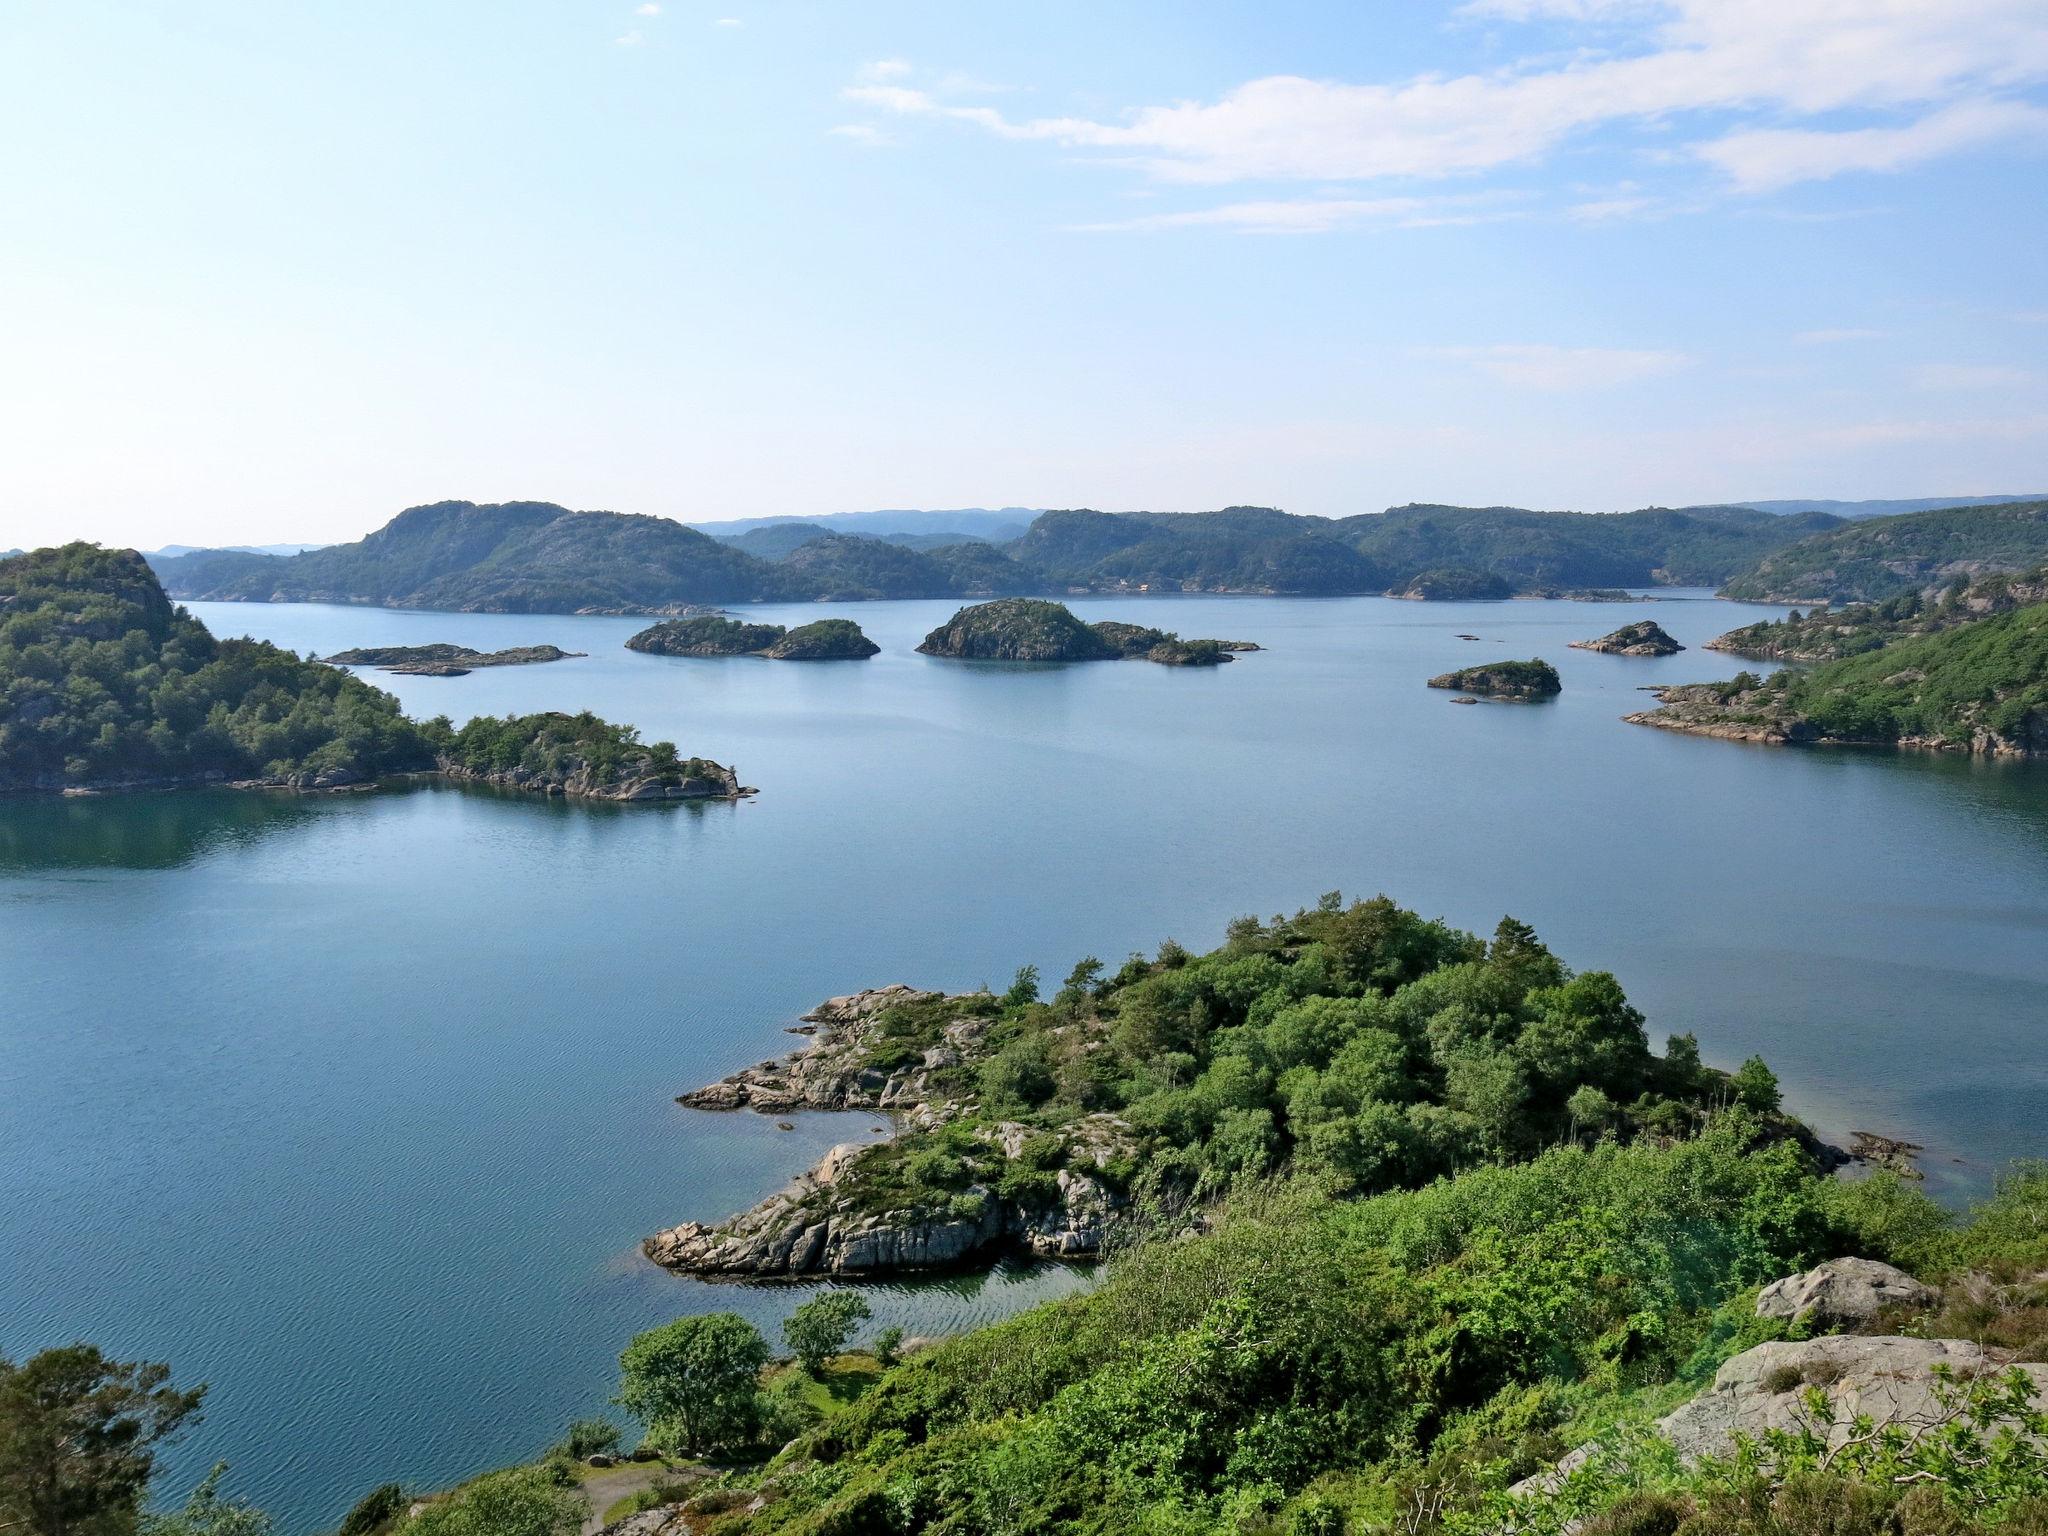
[0,1344,206,1536]
[140,1464,270,1536]
[1001,965,1040,1009]
[400,1467,580,1536]
[874,1327,904,1368]
[617,1314,768,1456]
[1731,1055,1782,1113]
[782,1293,872,1375]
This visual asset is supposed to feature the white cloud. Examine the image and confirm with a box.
[1697,99,2048,192]
[861,59,913,82]
[714,17,741,27]
[614,29,645,47]
[1794,328,1886,344]
[829,124,895,148]
[1567,194,1658,220]
[1913,362,2034,390]
[634,3,660,15]
[1808,413,2048,448]
[1425,344,1693,390]
[841,1,2048,196]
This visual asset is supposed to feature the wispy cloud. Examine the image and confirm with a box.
[714,17,741,27]
[837,0,2048,223]
[1423,344,1694,391]
[614,28,645,47]
[1809,413,2048,448]
[829,124,895,148]
[1795,328,1887,344]
[861,58,913,83]
[634,3,661,15]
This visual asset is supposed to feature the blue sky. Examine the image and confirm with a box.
[4,1,2045,547]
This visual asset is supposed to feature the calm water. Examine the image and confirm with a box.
[4,591,2046,1530]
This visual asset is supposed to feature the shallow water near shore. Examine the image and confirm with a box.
[4,590,2046,1531]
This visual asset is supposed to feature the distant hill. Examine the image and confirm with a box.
[149,542,327,558]
[691,508,1036,541]
[148,497,1854,613]
[1718,499,2048,603]
[1735,495,2048,519]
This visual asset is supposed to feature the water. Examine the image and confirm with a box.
[4,591,2045,1530]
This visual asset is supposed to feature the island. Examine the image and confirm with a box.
[1390,567,1514,601]
[625,615,879,660]
[915,598,1251,665]
[0,543,746,799]
[1426,658,1562,699]
[1706,566,2047,662]
[1569,620,1684,656]
[643,894,1799,1278]
[321,643,583,676]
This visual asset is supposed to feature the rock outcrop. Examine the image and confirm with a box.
[1569,621,1683,656]
[648,985,1136,1277]
[916,599,1248,665]
[625,615,879,660]
[1756,1257,1935,1325]
[1427,660,1562,700]
[435,757,746,802]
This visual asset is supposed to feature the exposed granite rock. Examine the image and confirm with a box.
[1427,659,1561,700]
[758,620,881,660]
[1518,1335,2048,1496]
[1756,1258,1936,1324]
[650,986,1137,1277]
[626,615,879,660]
[1570,620,1683,657]
[599,1507,693,1536]
[917,600,1249,665]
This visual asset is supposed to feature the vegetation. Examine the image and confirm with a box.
[1635,598,2048,755]
[1708,567,2048,662]
[0,544,435,791]
[1427,660,1563,699]
[785,1295,875,1375]
[761,620,882,660]
[626,616,790,655]
[619,1314,774,1457]
[139,1464,272,1536]
[1395,568,1515,602]
[398,1465,581,1536]
[916,600,1243,664]
[432,711,737,793]
[0,1343,207,1536]
[151,499,1852,615]
[679,1127,2048,1536]
[1719,500,2048,604]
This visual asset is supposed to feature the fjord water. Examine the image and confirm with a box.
[4,592,2046,1530]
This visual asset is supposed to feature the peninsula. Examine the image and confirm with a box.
[322,643,583,676]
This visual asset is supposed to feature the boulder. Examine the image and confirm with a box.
[1755,1257,1935,1324]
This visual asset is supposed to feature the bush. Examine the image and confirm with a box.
[784,1293,873,1374]
[561,1418,621,1459]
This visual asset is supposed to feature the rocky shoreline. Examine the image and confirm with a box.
[644,986,1132,1278]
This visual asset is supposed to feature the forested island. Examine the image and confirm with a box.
[146,497,1856,612]
[1427,659,1562,699]
[625,616,880,660]
[0,545,744,799]
[916,599,1250,664]
[322,643,583,676]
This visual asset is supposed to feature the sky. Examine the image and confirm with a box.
[3,0,2046,549]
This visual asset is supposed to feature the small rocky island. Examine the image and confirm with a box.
[434,711,751,801]
[321,643,583,676]
[1569,620,1683,656]
[625,615,879,660]
[645,986,1132,1276]
[1390,568,1514,602]
[1427,659,1562,699]
[916,598,1253,665]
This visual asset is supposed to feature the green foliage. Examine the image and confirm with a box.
[784,1294,875,1375]
[1721,500,2048,604]
[561,1418,622,1459]
[618,1314,771,1456]
[1730,1058,1781,1113]
[626,616,786,655]
[433,710,726,790]
[334,1483,408,1536]
[398,1466,581,1536]
[0,545,435,791]
[138,1465,271,1536]
[0,1343,206,1536]
[917,599,1123,661]
[875,1329,905,1368]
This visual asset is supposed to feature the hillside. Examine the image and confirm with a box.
[1738,493,2048,518]
[1719,499,2048,603]
[1708,566,2048,661]
[0,544,435,792]
[1630,597,2048,756]
[0,544,745,797]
